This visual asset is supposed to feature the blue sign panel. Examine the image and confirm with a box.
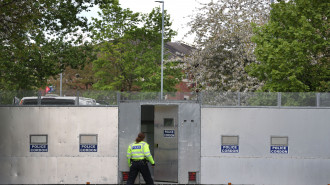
[30,145,48,152]
[164,130,175,137]
[80,144,97,152]
[132,145,141,149]
[221,145,239,153]
[270,146,288,154]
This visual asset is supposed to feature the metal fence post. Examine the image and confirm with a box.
[277,92,281,107]
[198,91,203,105]
[76,90,80,106]
[37,91,41,105]
[117,92,120,105]
[316,93,320,107]
[238,92,241,106]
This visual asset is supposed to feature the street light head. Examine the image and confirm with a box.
[155,1,164,3]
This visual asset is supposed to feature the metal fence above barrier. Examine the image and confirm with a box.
[0,90,329,107]
[201,92,330,107]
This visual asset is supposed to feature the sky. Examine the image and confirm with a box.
[84,0,210,44]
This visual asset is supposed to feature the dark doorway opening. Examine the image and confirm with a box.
[141,105,155,180]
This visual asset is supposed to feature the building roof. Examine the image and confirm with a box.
[165,42,194,60]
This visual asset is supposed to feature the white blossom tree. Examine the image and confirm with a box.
[185,0,271,92]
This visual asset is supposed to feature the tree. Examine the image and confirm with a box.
[248,0,329,92]
[47,63,97,91]
[91,1,182,92]
[185,0,270,92]
[0,0,109,90]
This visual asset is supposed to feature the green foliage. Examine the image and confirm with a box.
[91,2,182,92]
[248,0,329,92]
[1,41,95,90]
[47,62,97,91]
[0,0,109,90]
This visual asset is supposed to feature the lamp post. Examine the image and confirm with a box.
[155,0,164,100]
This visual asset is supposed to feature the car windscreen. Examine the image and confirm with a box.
[22,98,76,105]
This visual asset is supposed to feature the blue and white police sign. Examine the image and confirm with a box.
[221,145,239,153]
[164,130,175,137]
[132,145,141,149]
[80,144,97,152]
[270,146,288,154]
[30,144,48,152]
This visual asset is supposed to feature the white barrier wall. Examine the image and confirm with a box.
[201,108,330,185]
[1,106,329,184]
[0,107,118,184]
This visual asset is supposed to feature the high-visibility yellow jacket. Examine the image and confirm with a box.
[126,141,155,166]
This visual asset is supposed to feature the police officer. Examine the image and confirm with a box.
[126,132,155,185]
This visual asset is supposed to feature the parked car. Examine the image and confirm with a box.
[19,95,98,106]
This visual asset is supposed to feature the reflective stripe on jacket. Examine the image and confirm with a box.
[127,141,154,166]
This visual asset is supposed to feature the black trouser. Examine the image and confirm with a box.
[126,160,154,185]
